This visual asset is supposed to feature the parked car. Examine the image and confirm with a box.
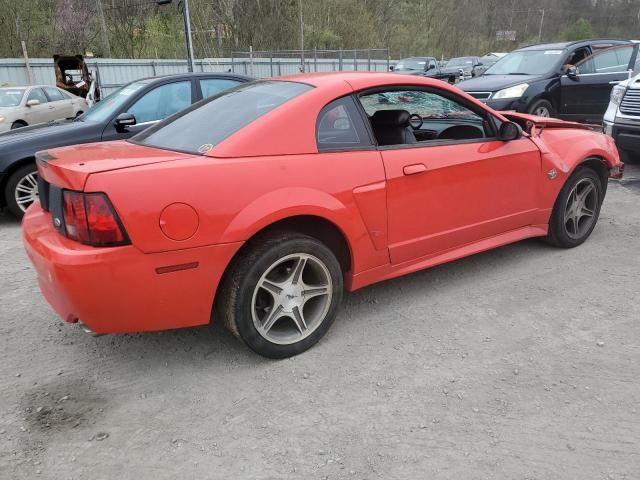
[472,52,508,77]
[603,69,640,162]
[440,56,481,80]
[23,72,622,358]
[0,85,87,134]
[458,39,635,121]
[0,72,251,218]
[391,56,456,82]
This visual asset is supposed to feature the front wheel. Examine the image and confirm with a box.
[5,164,39,218]
[217,233,343,358]
[546,166,603,248]
[528,99,555,118]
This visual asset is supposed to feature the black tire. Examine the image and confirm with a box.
[528,99,555,118]
[217,232,343,358]
[546,166,604,248]
[11,121,27,130]
[75,111,84,118]
[5,163,38,219]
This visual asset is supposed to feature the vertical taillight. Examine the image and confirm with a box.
[62,191,129,246]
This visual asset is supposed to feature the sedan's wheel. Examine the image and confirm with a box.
[546,166,603,248]
[5,164,39,218]
[528,99,554,118]
[218,233,343,358]
[11,121,27,130]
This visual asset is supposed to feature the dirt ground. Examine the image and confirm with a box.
[1,164,639,480]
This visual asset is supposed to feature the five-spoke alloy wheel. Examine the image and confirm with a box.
[218,233,343,358]
[547,166,603,248]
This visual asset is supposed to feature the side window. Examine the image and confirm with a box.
[316,96,372,151]
[127,81,192,124]
[578,46,633,74]
[359,89,489,146]
[27,88,48,104]
[199,78,241,98]
[43,87,65,102]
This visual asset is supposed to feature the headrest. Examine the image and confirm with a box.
[371,109,411,127]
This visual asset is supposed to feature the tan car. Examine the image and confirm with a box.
[0,85,88,133]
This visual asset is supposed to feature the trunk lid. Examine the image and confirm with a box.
[36,140,193,191]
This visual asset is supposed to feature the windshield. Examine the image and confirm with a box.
[77,81,148,122]
[395,58,428,71]
[446,57,475,67]
[484,49,564,75]
[0,88,26,107]
[133,81,313,154]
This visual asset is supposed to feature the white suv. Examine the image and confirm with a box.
[603,71,640,162]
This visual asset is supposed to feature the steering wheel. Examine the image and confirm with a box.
[408,113,423,130]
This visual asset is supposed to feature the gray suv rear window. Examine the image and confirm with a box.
[132,81,313,154]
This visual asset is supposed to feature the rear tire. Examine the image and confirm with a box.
[217,232,343,358]
[5,164,38,219]
[528,99,554,118]
[546,166,603,248]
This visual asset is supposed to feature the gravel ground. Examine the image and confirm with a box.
[1,164,639,480]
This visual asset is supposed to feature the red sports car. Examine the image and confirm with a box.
[23,73,623,358]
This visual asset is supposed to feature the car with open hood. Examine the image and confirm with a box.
[22,72,622,358]
[458,39,635,121]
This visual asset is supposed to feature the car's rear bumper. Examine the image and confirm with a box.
[22,204,243,334]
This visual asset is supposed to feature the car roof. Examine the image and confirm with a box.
[517,39,630,51]
[126,72,254,86]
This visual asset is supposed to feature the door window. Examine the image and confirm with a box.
[127,81,192,124]
[359,89,489,146]
[199,78,242,98]
[578,45,634,74]
[27,88,48,104]
[43,87,65,102]
[316,96,372,151]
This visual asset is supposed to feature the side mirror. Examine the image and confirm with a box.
[476,61,483,66]
[113,112,136,131]
[566,66,579,80]
[26,99,40,107]
[428,63,436,70]
[389,65,395,71]
[497,121,522,141]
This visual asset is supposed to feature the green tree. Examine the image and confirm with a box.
[563,17,593,41]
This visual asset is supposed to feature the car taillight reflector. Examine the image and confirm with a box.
[62,191,129,246]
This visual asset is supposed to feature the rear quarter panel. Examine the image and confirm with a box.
[84,151,389,274]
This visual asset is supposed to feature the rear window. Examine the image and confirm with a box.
[132,81,313,154]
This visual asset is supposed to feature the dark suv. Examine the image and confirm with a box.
[458,39,636,122]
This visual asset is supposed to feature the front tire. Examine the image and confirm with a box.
[5,164,39,218]
[217,233,343,358]
[546,166,603,248]
[528,99,554,118]
[11,121,27,130]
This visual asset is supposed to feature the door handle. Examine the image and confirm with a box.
[403,163,427,175]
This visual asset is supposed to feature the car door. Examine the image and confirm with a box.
[101,79,194,141]
[358,87,542,265]
[43,86,74,120]
[560,44,636,122]
[22,88,51,125]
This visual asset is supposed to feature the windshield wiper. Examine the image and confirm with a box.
[506,72,530,75]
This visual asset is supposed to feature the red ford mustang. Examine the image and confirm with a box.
[23,73,623,358]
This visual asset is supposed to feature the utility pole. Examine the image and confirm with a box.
[156,0,195,72]
[95,0,111,57]
[538,8,545,43]
[299,0,305,72]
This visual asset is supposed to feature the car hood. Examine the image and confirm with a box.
[0,119,97,148]
[503,112,600,133]
[37,140,194,191]
[458,74,545,92]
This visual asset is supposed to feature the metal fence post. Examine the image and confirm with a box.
[386,48,390,72]
[231,53,235,73]
[314,48,317,72]
[249,45,254,76]
[151,60,157,76]
[339,48,343,72]
[353,49,357,71]
[270,56,274,76]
